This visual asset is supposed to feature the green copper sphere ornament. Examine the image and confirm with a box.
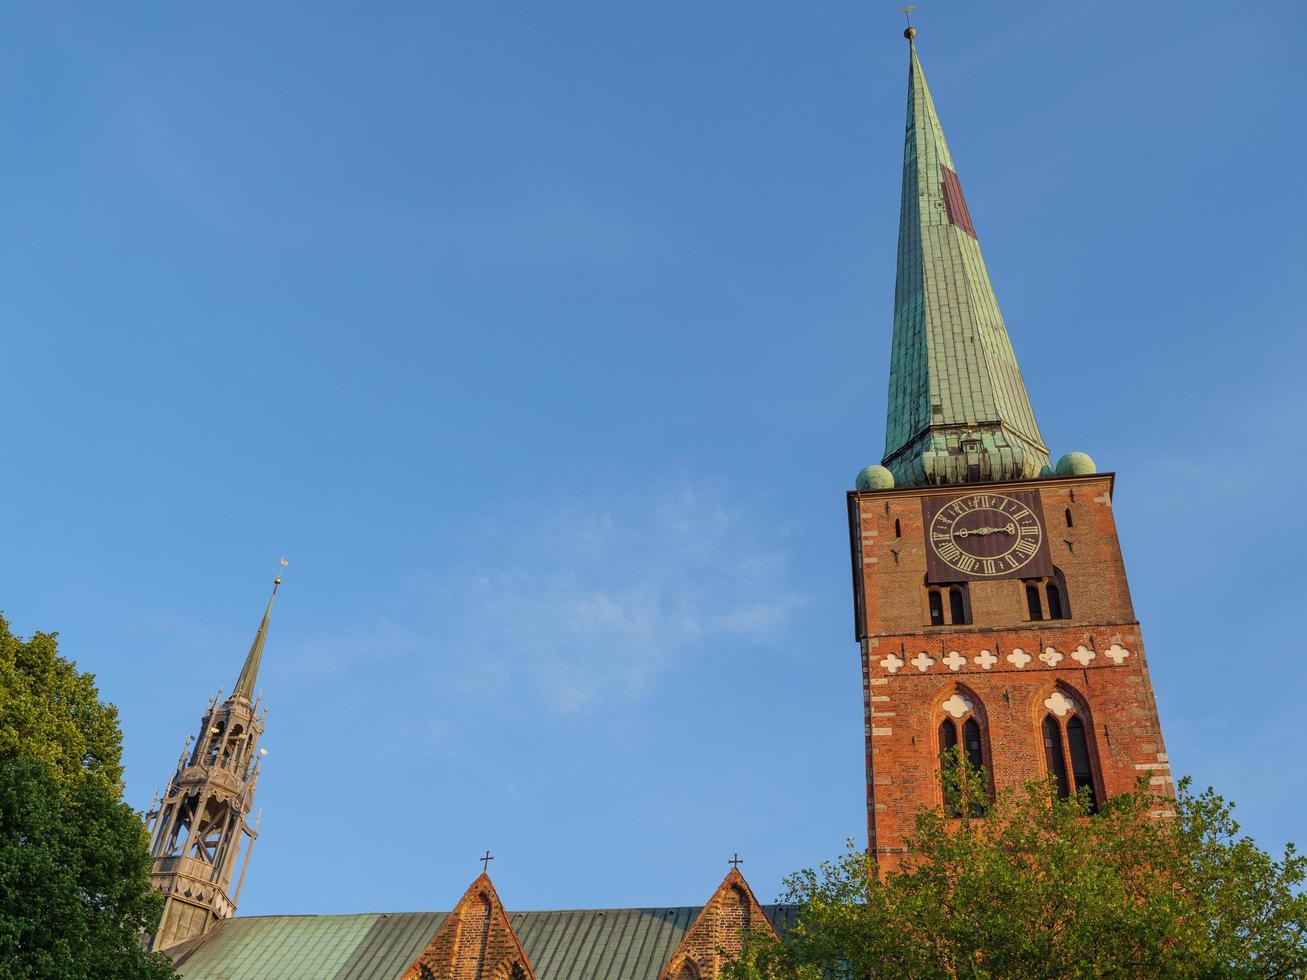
[856,465,895,491]
[1055,451,1097,476]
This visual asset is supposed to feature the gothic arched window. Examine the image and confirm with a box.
[1040,690,1100,813]
[938,690,991,816]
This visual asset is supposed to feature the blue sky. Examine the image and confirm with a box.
[2,1,1305,915]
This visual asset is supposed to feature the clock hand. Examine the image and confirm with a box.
[955,523,1017,538]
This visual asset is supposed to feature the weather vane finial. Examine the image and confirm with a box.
[902,5,917,41]
[273,557,287,592]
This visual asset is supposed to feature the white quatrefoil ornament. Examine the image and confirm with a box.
[1071,645,1096,666]
[1039,646,1064,667]
[942,650,967,671]
[911,652,936,672]
[1006,648,1032,669]
[1104,643,1132,665]
[1043,691,1076,717]
[973,650,998,670]
[941,693,974,718]
[879,653,905,674]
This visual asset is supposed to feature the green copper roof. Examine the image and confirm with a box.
[882,41,1049,486]
[232,584,278,702]
[170,907,801,980]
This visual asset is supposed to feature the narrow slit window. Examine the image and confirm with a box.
[1026,584,1043,621]
[939,719,961,818]
[1064,507,1074,528]
[1043,715,1070,800]
[1046,583,1065,620]
[939,719,959,755]
[962,718,983,771]
[894,518,902,538]
[1066,715,1099,812]
[949,587,966,625]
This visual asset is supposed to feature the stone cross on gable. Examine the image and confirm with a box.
[729,853,743,869]
[480,850,494,873]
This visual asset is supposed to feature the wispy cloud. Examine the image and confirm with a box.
[412,480,801,713]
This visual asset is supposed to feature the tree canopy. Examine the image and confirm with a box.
[725,757,1307,979]
[0,617,123,788]
[0,615,176,979]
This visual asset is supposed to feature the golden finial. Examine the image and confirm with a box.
[273,557,287,591]
[902,5,917,40]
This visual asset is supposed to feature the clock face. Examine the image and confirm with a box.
[922,491,1053,582]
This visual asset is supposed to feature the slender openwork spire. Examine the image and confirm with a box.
[233,559,286,702]
[881,29,1049,486]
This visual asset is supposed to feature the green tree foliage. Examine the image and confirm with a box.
[0,616,176,979]
[0,617,123,788]
[725,754,1307,979]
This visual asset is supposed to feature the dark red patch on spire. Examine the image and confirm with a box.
[940,165,977,239]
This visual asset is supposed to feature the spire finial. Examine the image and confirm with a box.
[480,850,495,874]
[902,5,917,40]
[232,559,287,703]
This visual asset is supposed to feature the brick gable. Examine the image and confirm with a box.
[403,874,536,980]
[658,869,778,980]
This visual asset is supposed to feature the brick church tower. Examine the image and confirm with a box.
[848,31,1171,867]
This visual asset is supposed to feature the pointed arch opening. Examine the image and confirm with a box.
[1038,685,1101,813]
[935,685,992,816]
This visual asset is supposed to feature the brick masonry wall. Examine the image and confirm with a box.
[658,870,777,980]
[404,874,535,980]
[849,474,1171,867]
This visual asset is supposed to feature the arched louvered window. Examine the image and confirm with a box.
[928,589,945,626]
[925,578,971,626]
[1046,582,1064,620]
[1026,583,1044,621]
[949,587,966,626]
[1024,569,1071,621]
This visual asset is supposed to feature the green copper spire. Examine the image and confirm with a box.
[233,560,286,703]
[881,36,1049,486]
